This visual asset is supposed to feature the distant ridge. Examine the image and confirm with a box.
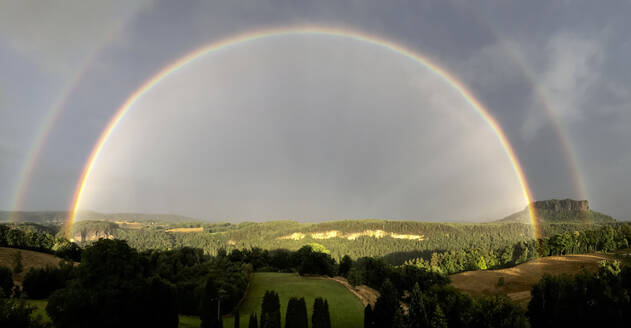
[0,210,198,223]
[0,211,69,223]
[75,210,198,223]
[498,199,616,224]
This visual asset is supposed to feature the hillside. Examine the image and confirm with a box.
[0,247,67,284]
[499,199,615,224]
[67,216,622,264]
[0,211,69,224]
[69,219,545,261]
[450,253,610,306]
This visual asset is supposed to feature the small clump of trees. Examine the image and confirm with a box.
[251,291,329,328]
[0,225,82,261]
[46,239,179,328]
[528,260,631,327]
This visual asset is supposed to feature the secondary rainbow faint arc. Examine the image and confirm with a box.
[66,26,539,237]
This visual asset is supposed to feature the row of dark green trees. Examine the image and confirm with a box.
[229,291,330,328]
[0,224,82,261]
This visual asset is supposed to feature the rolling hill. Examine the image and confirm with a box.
[450,253,611,307]
[0,247,67,284]
[0,210,198,224]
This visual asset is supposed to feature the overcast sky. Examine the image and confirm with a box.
[1,0,630,221]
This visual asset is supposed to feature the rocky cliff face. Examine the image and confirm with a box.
[499,199,615,224]
[70,230,114,243]
[532,199,590,213]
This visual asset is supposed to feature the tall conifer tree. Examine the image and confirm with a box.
[248,313,258,328]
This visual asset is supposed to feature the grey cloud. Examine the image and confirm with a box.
[0,0,154,75]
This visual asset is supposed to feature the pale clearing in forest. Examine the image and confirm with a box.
[278,230,424,241]
[164,227,204,233]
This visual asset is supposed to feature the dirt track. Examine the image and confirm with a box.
[329,276,379,307]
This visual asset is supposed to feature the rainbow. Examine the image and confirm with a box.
[9,6,147,222]
[66,26,539,237]
[498,42,588,202]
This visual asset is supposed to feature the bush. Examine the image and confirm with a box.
[12,251,23,274]
[496,276,505,287]
[0,297,47,328]
[22,262,74,299]
[0,266,13,297]
[46,239,179,328]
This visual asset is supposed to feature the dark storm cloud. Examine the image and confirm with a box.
[1,0,629,220]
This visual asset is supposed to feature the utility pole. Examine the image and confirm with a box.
[212,288,226,326]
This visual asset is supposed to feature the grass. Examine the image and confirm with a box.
[450,253,610,307]
[23,273,364,328]
[223,272,364,328]
[178,315,201,328]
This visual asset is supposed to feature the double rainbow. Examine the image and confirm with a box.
[66,26,538,237]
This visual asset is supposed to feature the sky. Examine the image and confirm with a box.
[1,0,630,221]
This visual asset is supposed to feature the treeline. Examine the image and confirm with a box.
[528,260,631,327]
[365,279,528,328]
[0,224,81,261]
[37,239,249,328]
[19,243,249,319]
[403,224,631,274]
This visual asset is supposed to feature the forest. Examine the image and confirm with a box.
[68,218,617,263]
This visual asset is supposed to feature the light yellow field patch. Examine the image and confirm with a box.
[165,227,204,233]
[278,232,306,240]
[278,230,423,241]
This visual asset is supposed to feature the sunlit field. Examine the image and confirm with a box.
[224,272,364,328]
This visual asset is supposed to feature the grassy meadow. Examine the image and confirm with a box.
[223,272,364,328]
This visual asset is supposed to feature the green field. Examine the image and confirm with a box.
[25,273,363,328]
[223,272,364,328]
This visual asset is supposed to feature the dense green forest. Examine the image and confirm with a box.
[69,219,618,264]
